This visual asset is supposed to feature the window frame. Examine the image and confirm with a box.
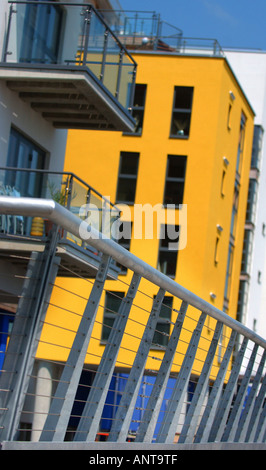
[170,86,194,139]
[163,154,187,207]
[116,151,139,205]
[157,224,179,278]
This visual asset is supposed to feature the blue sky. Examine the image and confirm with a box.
[119,0,266,51]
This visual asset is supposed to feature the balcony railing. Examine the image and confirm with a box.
[0,167,120,246]
[102,10,224,56]
[2,1,137,111]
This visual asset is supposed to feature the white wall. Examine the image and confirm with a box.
[225,51,266,338]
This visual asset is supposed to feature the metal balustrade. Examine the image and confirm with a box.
[0,197,265,450]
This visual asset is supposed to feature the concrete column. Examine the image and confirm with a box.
[31,361,54,442]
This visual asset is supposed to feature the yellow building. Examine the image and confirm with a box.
[38,46,254,391]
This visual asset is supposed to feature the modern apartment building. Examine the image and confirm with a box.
[56,12,255,435]
[0,6,260,443]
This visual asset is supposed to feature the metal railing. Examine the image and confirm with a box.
[0,197,265,449]
[2,1,137,110]
[0,167,120,243]
[100,10,223,56]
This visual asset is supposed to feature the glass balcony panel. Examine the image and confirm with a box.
[82,9,106,80]
[102,33,120,97]
[118,53,135,108]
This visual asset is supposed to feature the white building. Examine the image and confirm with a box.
[225,50,266,339]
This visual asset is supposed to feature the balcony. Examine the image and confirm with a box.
[102,10,223,56]
[0,167,120,298]
[0,1,137,131]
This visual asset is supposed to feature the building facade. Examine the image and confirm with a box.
[225,51,266,342]
[55,39,255,438]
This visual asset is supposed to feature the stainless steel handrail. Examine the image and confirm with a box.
[0,195,265,349]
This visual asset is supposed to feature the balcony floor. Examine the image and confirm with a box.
[0,234,119,303]
[0,64,135,132]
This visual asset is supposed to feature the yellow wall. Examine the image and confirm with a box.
[37,53,254,377]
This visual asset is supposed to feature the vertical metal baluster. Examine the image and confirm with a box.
[246,373,266,442]
[179,320,223,443]
[74,272,141,442]
[40,254,111,441]
[135,300,188,443]
[222,342,259,442]
[208,336,248,442]
[156,312,207,444]
[0,231,60,441]
[255,404,266,443]
[194,329,237,443]
[234,350,266,442]
[108,288,166,442]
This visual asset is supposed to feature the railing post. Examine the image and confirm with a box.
[179,320,223,443]
[100,29,109,82]
[2,3,15,62]
[221,342,259,442]
[194,329,237,443]
[82,6,92,67]
[208,336,249,442]
[156,312,207,444]
[0,230,60,441]
[40,253,112,442]
[108,287,166,442]
[234,350,266,442]
[135,300,188,443]
[74,272,141,442]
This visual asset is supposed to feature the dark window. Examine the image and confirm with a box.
[157,225,179,277]
[116,152,139,204]
[163,155,186,206]
[20,0,63,64]
[251,125,264,169]
[5,128,46,198]
[152,296,173,348]
[102,292,124,342]
[236,113,246,175]
[129,84,147,135]
[116,221,132,274]
[224,243,234,301]
[170,87,194,138]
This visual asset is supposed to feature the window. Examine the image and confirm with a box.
[152,296,173,348]
[230,180,240,239]
[246,179,258,224]
[224,242,234,301]
[236,113,246,175]
[102,291,124,342]
[241,229,253,274]
[251,125,264,170]
[116,152,139,204]
[20,0,63,64]
[157,225,179,277]
[163,155,187,206]
[128,84,147,135]
[116,221,132,274]
[170,86,194,138]
[6,128,46,196]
